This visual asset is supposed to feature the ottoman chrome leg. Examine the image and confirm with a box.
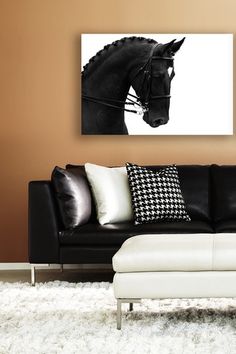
[116,299,140,329]
[117,299,122,330]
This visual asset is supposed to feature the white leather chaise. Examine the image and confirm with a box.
[112,234,236,329]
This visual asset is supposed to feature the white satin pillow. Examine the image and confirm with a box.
[85,163,133,225]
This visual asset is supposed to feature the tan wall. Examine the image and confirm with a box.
[0,0,235,261]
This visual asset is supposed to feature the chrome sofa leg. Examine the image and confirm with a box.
[31,265,35,286]
[30,264,50,286]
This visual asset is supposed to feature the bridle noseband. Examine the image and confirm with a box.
[82,43,175,115]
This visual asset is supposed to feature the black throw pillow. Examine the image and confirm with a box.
[51,166,92,229]
[126,163,191,225]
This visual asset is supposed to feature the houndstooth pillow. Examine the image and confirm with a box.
[126,163,191,225]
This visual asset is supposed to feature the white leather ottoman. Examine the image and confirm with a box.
[112,233,236,329]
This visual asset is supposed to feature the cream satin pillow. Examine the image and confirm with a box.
[85,163,133,225]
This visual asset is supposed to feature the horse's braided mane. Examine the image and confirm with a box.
[82,36,157,77]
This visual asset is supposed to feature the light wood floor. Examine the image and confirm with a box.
[0,269,114,283]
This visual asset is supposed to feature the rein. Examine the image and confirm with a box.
[82,93,144,114]
[82,43,175,115]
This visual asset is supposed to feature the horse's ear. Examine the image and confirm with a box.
[158,39,176,56]
[171,37,185,55]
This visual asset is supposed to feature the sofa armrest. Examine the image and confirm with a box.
[28,181,61,263]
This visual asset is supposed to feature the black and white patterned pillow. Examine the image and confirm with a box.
[126,163,191,225]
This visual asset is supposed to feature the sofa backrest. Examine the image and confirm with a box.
[211,165,236,222]
[67,164,212,223]
[146,165,211,221]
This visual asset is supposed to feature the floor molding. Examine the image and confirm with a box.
[0,263,113,271]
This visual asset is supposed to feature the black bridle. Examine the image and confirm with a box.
[82,43,175,115]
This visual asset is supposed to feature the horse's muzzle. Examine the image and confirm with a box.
[151,118,168,128]
[143,113,168,128]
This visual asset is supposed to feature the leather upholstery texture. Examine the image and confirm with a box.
[28,181,61,263]
[66,165,97,222]
[113,271,236,299]
[211,165,236,222]
[59,221,213,246]
[112,234,236,272]
[60,246,117,264]
[28,164,236,265]
[67,164,211,222]
[51,166,92,229]
[214,220,236,233]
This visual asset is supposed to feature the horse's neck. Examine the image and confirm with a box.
[83,43,152,99]
[82,42,153,134]
[83,67,129,101]
[83,102,128,134]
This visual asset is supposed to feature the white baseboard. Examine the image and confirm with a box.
[0,263,113,271]
[0,263,31,270]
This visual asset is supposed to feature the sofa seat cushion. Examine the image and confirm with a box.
[112,233,236,272]
[214,220,236,233]
[59,221,213,246]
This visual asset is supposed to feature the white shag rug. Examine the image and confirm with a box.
[1,282,236,354]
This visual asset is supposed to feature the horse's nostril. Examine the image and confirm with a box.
[154,118,165,126]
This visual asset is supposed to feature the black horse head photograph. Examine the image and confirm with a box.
[81,34,233,135]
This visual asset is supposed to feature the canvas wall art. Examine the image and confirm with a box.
[81,34,233,135]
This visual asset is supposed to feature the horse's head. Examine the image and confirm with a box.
[132,38,185,128]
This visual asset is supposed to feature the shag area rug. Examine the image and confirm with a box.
[1,282,236,354]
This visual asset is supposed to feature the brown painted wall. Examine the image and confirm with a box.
[0,0,235,261]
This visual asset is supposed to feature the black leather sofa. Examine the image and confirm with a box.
[28,164,236,282]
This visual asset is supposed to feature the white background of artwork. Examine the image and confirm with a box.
[82,34,233,135]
